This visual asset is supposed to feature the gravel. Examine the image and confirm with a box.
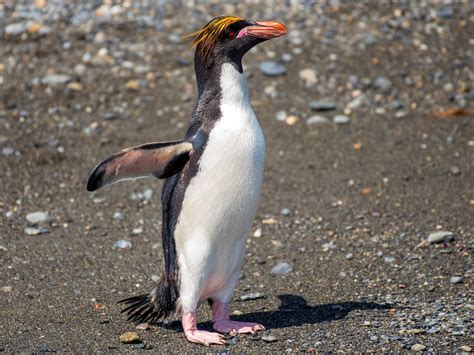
[1,1,472,353]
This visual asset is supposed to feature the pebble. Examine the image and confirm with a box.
[450,276,463,284]
[132,228,143,235]
[411,344,426,352]
[113,240,132,249]
[307,115,329,125]
[240,292,265,301]
[271,262,293,275]
[5,22,28,36]
[259,61,287,77]
[309,100,336,111]
[24,227,49,236]
[275,110,287,121]
[281,53,293,63]
[347,95,368,110]
[285,115,299,126]
[26,211,49,225]
[280,208,290,215]
[299,68,318,86]
[460,345,472,352]
[262,335,278,343]
[119,332,140,344]
[345,253,354,260]
[322,241,337,250]
[374,76,392,94]
[449,166,461,176]
[436,6,454,18]
[384,256,395,264]
[253,228,262,238]
[2,147,15,157]
[42,74,71,86]
[427,231,454,244]
[333,115,350,125]
[113,211,124,221]
[135,323,150,330]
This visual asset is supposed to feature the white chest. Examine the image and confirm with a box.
[175,63,265,249]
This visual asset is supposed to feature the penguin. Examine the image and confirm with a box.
[87,16,287,346]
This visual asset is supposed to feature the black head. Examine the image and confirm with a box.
[191,16,287,69]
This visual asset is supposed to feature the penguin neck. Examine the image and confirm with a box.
[194,51,245,101]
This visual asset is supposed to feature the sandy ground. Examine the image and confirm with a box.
[1,1,473,352]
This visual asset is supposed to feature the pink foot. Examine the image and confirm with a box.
[182,312,227,346]
[211,301,265,336]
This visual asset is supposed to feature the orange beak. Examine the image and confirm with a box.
[237,20,288,39]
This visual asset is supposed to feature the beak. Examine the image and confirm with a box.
[237,20,288,39]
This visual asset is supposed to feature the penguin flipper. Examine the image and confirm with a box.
[86,140,192,191]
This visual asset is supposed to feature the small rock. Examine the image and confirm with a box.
[42,74,71,86]
[136,323,150,331]
[281,53,293,63]
[67,82,84,91]
[119,332,140,344]
[26,211,49,225]
[307,115,329,125]
[411,344,426,352]
[347,95,368,109]
[299,68,318,86]
[449,166,461,176]
[132,228,143,235]
[1,286,12,292]
[113,240,132,249]
[253,228,262,238]
[143,189,153,201]
[240,292,265,301]
[275,110,287,121]
[102,112,120,121]
[333,115,350,125]
[384,256,395,264]
[427,231,454,244]
[2,147,15,157]
[309,100,336,111]
[345,253,354,260]
[322,241,337,250]
[437,6,454,18]
[113,212,124,221]
[374,76,392,94]
[262,335,278,343]
[125,80,140,90]
[460,345,472,352]
[271,262,293,275]
[24,227,49,236]
[450,276,463,284]
[285,115,299,126]
[259,61,287,77]
[280,208,290,215]
[5,22,28,36]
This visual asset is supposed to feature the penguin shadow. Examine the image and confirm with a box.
[164,294,393,331]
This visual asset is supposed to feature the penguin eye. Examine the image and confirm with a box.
[227,30,235,39]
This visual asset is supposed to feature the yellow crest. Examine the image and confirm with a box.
[189,16,243,60]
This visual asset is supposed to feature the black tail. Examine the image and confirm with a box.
[118,277,178,324]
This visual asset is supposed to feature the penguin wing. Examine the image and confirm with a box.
[86,140,192,191]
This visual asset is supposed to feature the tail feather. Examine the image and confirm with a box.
[119,278,178,324]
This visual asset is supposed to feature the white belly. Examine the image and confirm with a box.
[175,63,265,309]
